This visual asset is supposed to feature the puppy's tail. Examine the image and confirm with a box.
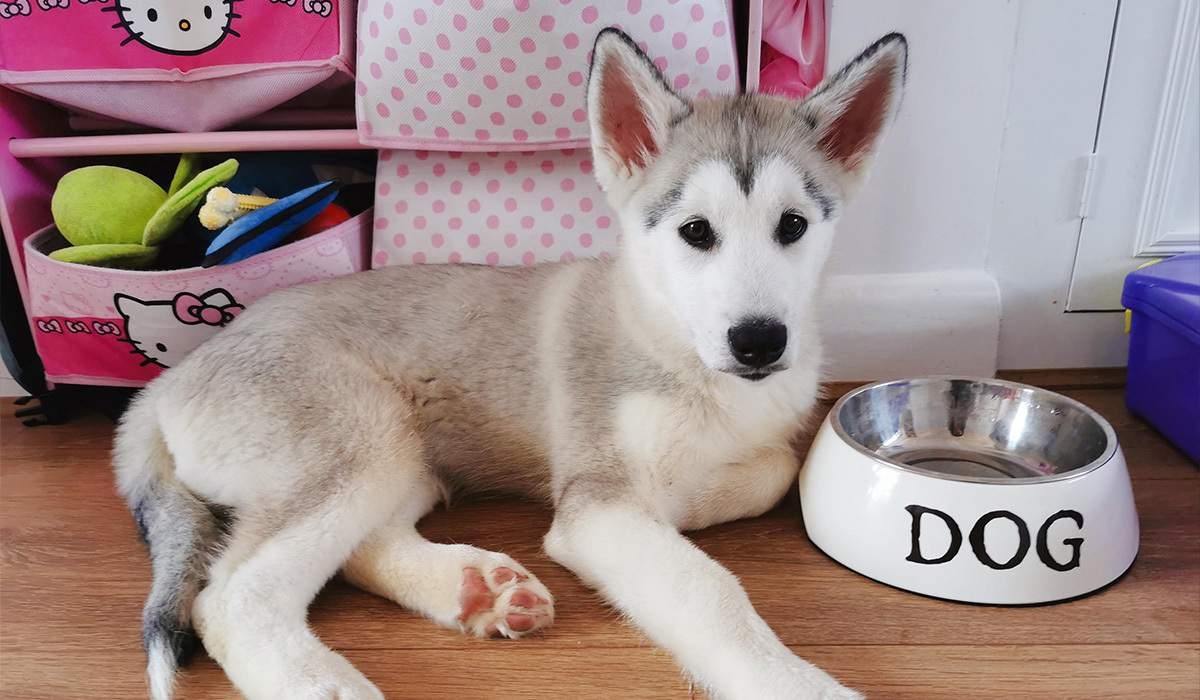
[114,391,222,700]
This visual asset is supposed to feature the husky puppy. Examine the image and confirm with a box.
[115,28,907,700]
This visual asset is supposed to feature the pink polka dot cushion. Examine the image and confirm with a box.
[357,0,738,149]
[372,148,617,268]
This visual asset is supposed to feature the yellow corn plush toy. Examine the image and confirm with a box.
[198,188,278,231]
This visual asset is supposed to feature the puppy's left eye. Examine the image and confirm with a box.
[776,211,808,245]
[203,5,212,17]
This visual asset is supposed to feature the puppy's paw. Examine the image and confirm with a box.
[275,650,383,700]
[763,659,864,700]
[457,561,554,639]
[821,686,865,700]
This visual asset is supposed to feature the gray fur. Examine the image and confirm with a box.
[632,94,849,233]
[803,173,836,220]
[727,100,758,196]
[137,480,215,664]
[643,184,683,229]
[115,396,223,694]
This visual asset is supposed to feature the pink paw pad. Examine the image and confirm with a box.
[505,613,538,632]
[457,568,494,622]
[491,566,527,585]
[456,561,554,639]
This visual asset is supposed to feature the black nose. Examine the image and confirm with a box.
[727,319,787,368]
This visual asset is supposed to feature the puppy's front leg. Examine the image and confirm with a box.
[544,499,860,700]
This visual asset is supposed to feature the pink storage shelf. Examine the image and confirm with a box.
[9,129,369,159]
[67,109,358,133]
[0,83,372,391]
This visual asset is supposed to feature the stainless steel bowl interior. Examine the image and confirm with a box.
[832,377,1117,483]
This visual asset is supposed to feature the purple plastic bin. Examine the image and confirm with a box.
[1122,254,1200,463]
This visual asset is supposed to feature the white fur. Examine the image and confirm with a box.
[543,503,858,700]
[146,638,176,700]
[621,156,834,374]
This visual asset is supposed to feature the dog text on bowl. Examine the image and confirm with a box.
[905,505,1085,572]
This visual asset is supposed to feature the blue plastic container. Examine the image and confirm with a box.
[1122,254,1200,463]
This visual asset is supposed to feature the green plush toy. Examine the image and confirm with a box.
[50,155,238,268]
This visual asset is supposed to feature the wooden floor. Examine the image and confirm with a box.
[1,383,1197,699]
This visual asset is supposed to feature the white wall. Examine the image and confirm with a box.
[818,1,1017,379]
[824,0,1018,276]
[818,0,1130,375]
[985,0,1128,369]
[0,365,21,396]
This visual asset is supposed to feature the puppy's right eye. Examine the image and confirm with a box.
[678,219,716,250]
[147,7,158,20]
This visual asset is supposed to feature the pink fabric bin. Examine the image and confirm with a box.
[746,0,827,99]
[0,0,354,132]
[22,209,371,387]
[356,0,739,150]
[372,147,618,267]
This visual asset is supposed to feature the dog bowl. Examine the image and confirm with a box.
[799,377,1139,605]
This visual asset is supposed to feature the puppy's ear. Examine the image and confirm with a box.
[587,28,691,194]
[802,33,907,195]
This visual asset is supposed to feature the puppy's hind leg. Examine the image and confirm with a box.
[344,513,555,639]
[193,432,431,699]
[193,484,403,699]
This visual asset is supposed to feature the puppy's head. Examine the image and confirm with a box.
[587,29,907,380]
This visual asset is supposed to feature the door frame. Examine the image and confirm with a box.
[1067,0,1199,311]
[987,0,1129,369]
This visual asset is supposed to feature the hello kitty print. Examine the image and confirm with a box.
[28,287,244,384]
[0,0,342,71]
[0,0,29,20]
[2,0,110,15]
[115,289,243,368]
[357,0,739,149]
[105,0,242,55]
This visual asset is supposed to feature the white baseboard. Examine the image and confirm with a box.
[821,269,1001,381]
[0,373,24,397]
[0,361,24,396]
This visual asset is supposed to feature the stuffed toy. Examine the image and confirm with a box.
[202,180,341,267]
[50,155,238,269]
[197,187,278,231]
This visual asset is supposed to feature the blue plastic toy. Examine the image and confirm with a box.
[202,181,340,267]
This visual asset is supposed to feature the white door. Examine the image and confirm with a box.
[1068,0,1200,311]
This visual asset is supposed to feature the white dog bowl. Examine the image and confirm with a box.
[799,377,1139,605]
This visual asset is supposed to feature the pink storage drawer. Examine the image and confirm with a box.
[356,0,738,150]
[0,0,354,132]
[372,147,617,267]
[22,209,370,387]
